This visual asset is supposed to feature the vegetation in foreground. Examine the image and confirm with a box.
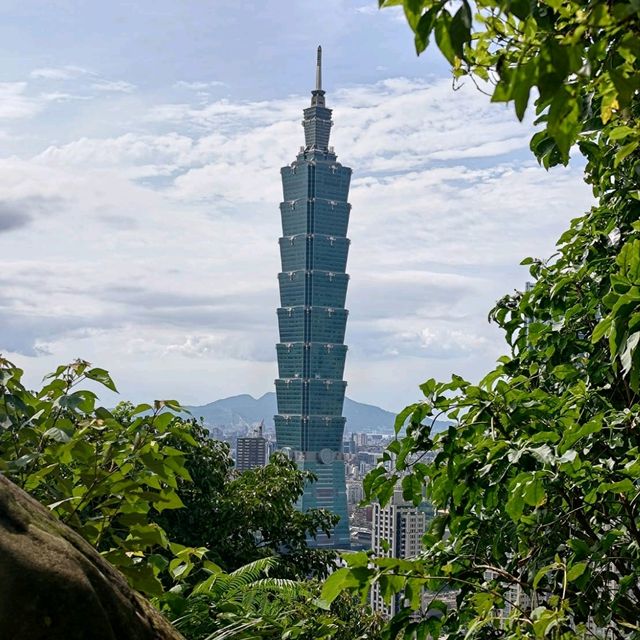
[0,358,381,639]
[321,1,640,638]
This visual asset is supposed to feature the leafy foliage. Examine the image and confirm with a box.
[212,453,340,577]
[381,0,640,166]
[152,421,341,579]
[0,357,199,596]
[161,556,382,640]
[318,1,640,638]
[107,401,339,580]
[0,358,371,639]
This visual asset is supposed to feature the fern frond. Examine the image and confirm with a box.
[224,556,279,594]
[249,578,310,597]
[203,616,265,640]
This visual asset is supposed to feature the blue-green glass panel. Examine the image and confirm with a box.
[275,378,303,415]
[276,343,347,379]
[280,200,309,236]
[313,163,351,202]
[298,457,350,548]
[277,307,348,343]
[306,416,345,451]
[279,234,349,273]
[281,165,309,200]
[278,272,349,308]
[312,200,350,237]
[307,379,346,415]
[274,415,303,449]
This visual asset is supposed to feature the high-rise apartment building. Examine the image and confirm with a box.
[235,422,268,472]
[371,490,431,616]
[274,46,351,549]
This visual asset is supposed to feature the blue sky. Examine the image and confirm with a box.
[0,1,592,411]
[3,2,444,95]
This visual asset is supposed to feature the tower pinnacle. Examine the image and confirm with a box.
[311,45,326,108]
[316,45,322,91]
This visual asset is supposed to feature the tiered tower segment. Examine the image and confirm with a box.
[274,46,351,548]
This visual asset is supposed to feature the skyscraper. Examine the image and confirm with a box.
[274,46,351,549]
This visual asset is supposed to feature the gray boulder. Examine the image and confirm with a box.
[0,473,184,640]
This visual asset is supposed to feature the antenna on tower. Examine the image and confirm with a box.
[310,45,326,108]
[316,45,322,91]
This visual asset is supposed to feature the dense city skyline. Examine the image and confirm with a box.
[0,1,593,410]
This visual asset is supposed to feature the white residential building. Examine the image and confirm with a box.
[371,489,431,616]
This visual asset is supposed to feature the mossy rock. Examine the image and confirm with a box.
[0,473,184,640]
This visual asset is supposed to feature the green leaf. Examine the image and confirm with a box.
[533,563,557,589]
[401,473,423,505]
[609,126,636,140]
[434,11,455,65]
[448,2,471,58]
[85,368,118,393]
[599,479,635,494]
[344,551,370,568]
[377,475,399,506]
[12,453,38,469]
[318,568,361,608]
[131,403,153,415]
[505,491,524,522]
[591,317,612,343]
[379,573,406,601]
[402,0,426,30]
[395,403,418,433]
[523,477,546,507]
[414,7,439,54]
[153,490,185,512]
[615,140,638,167]
[122,563,164,597]
[566,562,587,582]
[43,426,71,443]
[620,331,640,376]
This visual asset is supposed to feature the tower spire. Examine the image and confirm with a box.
[316,45,322,91]
[310,45,326,107]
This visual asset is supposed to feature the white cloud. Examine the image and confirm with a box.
[91,80,137,93]
[355,5,378,14]
[0,74,593,409]
[0,83,40,119]
[30,65,91,80]
[420,327,488,357]
[36,133,194,171]
[40,92,92,103]
[174,80,227,91]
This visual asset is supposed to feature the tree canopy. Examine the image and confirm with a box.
[321,1,640,638]
[150,419,340,579]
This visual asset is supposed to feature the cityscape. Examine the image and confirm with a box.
[0,2,637,639]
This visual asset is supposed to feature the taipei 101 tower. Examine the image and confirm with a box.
[274,47,351,548]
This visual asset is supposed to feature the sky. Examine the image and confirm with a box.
[0,0,594,412]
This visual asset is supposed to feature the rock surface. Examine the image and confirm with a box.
[0,473,184,640]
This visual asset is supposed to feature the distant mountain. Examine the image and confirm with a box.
[185,392,398,433]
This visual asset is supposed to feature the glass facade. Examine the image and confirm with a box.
[274,47,351,548]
